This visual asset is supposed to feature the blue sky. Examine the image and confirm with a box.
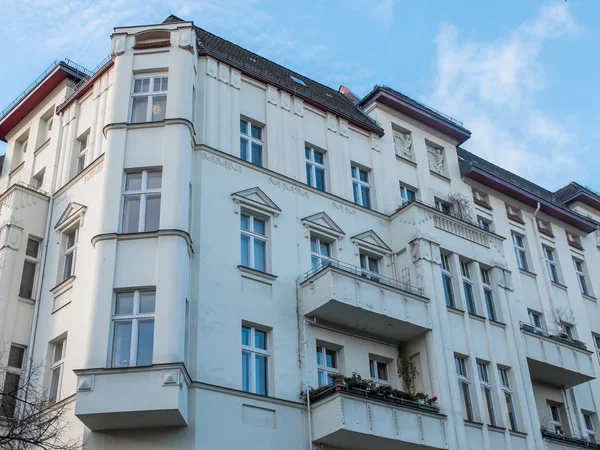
[1,0,598,192]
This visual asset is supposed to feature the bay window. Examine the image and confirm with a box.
[131,76,168,123]
[122,170,162,233]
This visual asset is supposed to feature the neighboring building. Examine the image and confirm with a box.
[1,14,600,450]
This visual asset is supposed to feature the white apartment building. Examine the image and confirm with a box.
[1,14,600,450]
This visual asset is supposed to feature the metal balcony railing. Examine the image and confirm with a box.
[302,258,424,297]
[541,427,600,449]
[57,55,112,111]
[0,59,93,120]
[520,322,588,351]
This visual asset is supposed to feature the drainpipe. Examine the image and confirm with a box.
[25,111,64,378]
[303,315,316,450]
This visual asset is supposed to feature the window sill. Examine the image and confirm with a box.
[238,265,277,283]
[429,170,451,183]
[507,214,526,225]
[34,138,51,155]
[490,319,506,328]
[488,425,507,432]
[468,312,486,322]
[464,420,484,428]
[473,198,493,211]
[49,276,75,297]
[551,281,568,291]
[510,429,527,437]
[395,154,417,167]
[447,306,465,316]
[519,269,537,279]
[18,296,35,305]
[582,293,597,302]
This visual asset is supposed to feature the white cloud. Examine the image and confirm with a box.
[429,4,583,189]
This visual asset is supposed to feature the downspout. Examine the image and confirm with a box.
[25,111,64,375]
[303,315,316,450]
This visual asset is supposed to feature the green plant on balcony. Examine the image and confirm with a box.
[396,342,418,395]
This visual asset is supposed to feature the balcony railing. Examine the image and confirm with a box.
[303,258,424,297]
[542,427,600,449]
[520,322,588,351]
[57,55,112,111]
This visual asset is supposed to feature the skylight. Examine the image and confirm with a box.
[290,75,306,87]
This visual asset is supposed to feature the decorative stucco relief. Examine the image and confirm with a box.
[230,70,241,89]
[394,133,412,160]
[427,145,444,174]
[206,59,218,78]
[327,114,337,132]
[340,120,349,137]
[54,194,68,209]
[294,98,304,116]
[281,93,291,111]
[267,178,308,198]
[218,64,229,84]
[267,87,278,105]
[332,202,356,216]
[85,163,104,183]
[201,152,242,173]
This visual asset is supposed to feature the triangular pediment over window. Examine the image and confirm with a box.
[301,212,345,239]
[351,230,392,255]
[54,202,87,231]
[231,187,281,216]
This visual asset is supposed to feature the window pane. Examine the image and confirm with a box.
[48,366,61,403]
[76,154,86,174]
[19,261,36,298]
[66,230,77,249]
[137,319,154,366]
[63,252,74,280]
[240,120,248,135]
[126,172,143,191]
[353,182,360,204]
[318,370,329,387]
[26,239,39,258]
[254,329,267,350]
[241,214,250,231]
[314,151,323,165]
[112,321,132,367]
[306,163,313,186]
[242,327,250,346]
[147,171,162,189]
[53,340,64,363]
[315,167,325,191]
[253,219,265,235]
[326,349,336,368]
[145,194,161,232]
[1,372,20,417]
[461,382,473,421]
[8,346,24,369]
[123,196,141,233]
[255,355,267,395]
[316,347,323,365]
[251,143,262,166]
[115,292,134,314]
[361,186,370,208]
[131,97,148,123]
[254,239,266,271]
[359,170,368,182]
[240,137,248,161]
[133,79,143,93]
[151,95,167,121]
[320,242,330,257]
[377,362,388,380]
[311,255,320,268]
[139,291,156,314]
[241,234,250,267]
[242,351,250,392]
[251,125,262,140]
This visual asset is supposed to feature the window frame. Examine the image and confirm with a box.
[399,184,416,207]
[573,258,592,297]
[499,367,518,431]
[62,228,78,282]
[305,146,326,191]
[461,261,477,315]
[477,216,492,232]
[75,134,88,175]
[1,345,26,418]
[240,212,268,272]
[359,252,381,282]
[512,232,529,271]
[19,238,41,299]
[369,357,390,386]
[584,413,596,442]
[316,345,339,387]
[441,253,455,308]
[241,325,270,395]
[110,290,156,368]
[543,245,560,284]
[455,355,474,422]
[481,269,497,321]
[351,164,371,209]
[240,119,264,166]
[310,235,331,269]
[435,198,452,214]
[121,169,162,234]
[130,75,168,123]
[48,339,66,404]
[477,361,496,426]
[549,403,564,434]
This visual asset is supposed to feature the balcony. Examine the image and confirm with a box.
[311,386,448,449]
[542,427,600,449]
[520,323,595,388]
[299,260,430,342]
[74,364,189,431]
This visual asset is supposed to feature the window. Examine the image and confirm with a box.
[19,238,41,299]
[122,170,162,233]
[111,290,155,368]
[478,362,496,426]
[131,76,168,123]
[455,356,474,421]
[240,120,263,166]
[499,367,518,431]
[481,269,497,321]
[461,261,477,315]
[305,146,326,191]
[584,413,596,442]
[76,135,88,175]
[1,345,25,418]
[543,245,560,283]
[242,325,269,395]
[477,216,492,232]
[594,334,600,363]
[241,214,267,272]
[441,253,455,308]
[351,165,371,209]
[369,358,389,385]
[310,236,331,269]
[399,185,416,207]
[435,198,451,214]
[62,229,78,281]
[560,322,574,340]
[574,258,591,297]
[316,345,338,387]
[528,310,543,330]
[360,253,380,282]
[48,339,66,404]
[549,403,564,434]
[33,169,45,190]
[512,232,529,271]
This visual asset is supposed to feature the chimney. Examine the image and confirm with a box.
[339,85,361,105]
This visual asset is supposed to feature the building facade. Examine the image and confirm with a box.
[0,15,599,450]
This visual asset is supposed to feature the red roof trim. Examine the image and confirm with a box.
[56,61,114,114]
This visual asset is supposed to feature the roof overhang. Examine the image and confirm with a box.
[460,161,597,234]
[561,191,600,212]
[0,62,87,141]
[360,90,471,144]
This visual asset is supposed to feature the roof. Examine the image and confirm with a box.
[458,148,597,233]
[359,85,471,145]
[554,182,600,212]
[162,15,383,135]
